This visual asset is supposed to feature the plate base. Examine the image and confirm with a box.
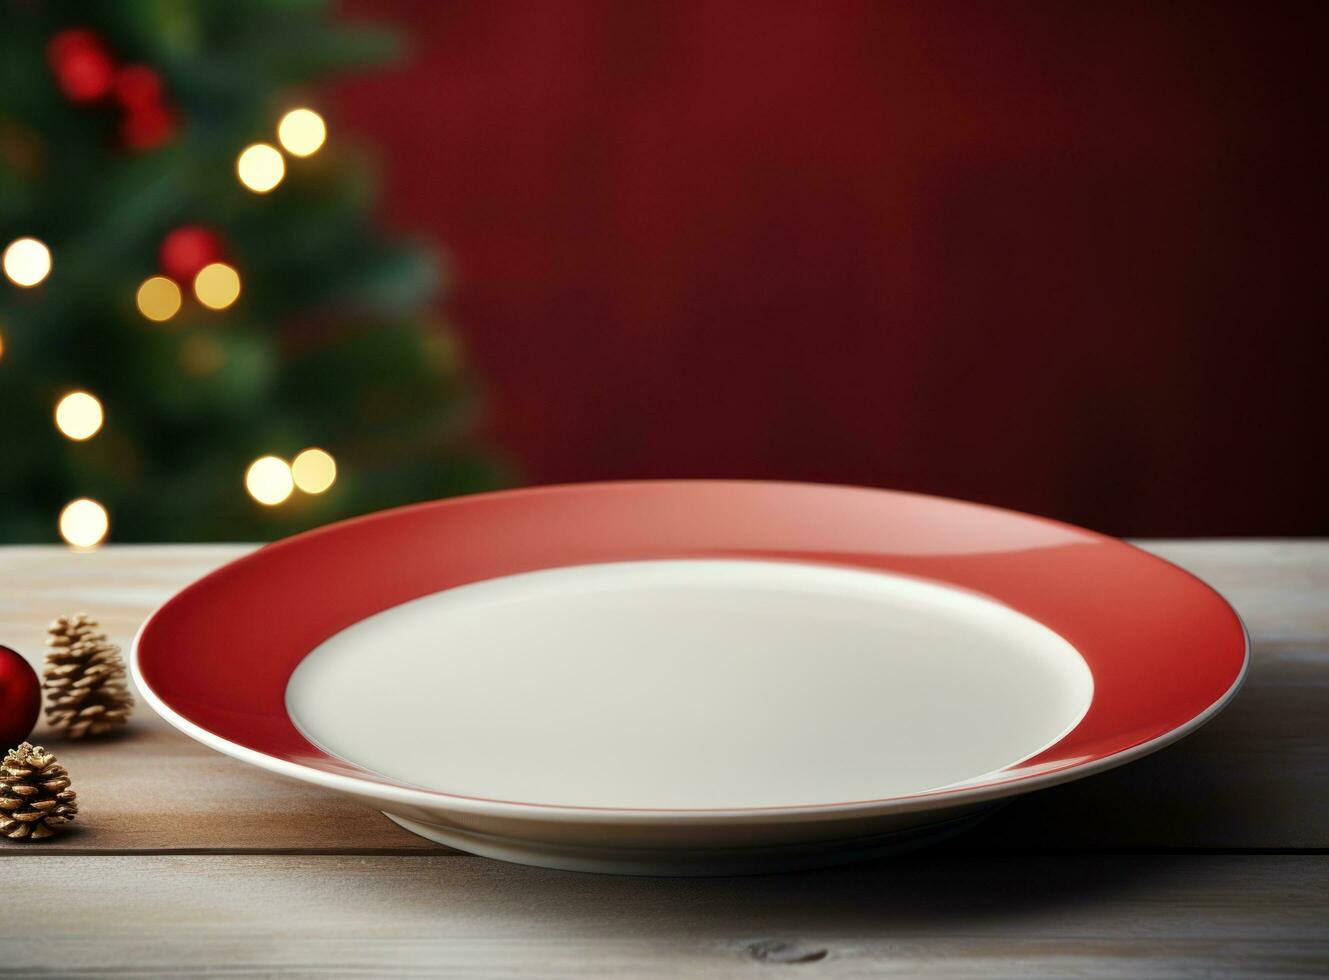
[383,807,997,876]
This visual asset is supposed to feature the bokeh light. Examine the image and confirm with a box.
[3,237,52,287]
[194,262,241,310]
[136,275,182,322]
[291,448,336,494]
[277,108,327,157]
[180,333,226,376]
[59,498,109,549]
[54,391,104,441]
[236,142,285,193]
[245,455,294,506]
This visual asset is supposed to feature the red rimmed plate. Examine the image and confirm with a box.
[131,481,1247,875]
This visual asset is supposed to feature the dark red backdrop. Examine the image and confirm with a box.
[339,1,1326,536]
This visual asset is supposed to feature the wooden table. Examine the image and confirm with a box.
[1,542,1325,977]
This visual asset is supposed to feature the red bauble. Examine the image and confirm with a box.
[159,226,224,281]
[122,102,176,151]
[48,29,115,103]
[114,64,164,110]
[0,645,41,748]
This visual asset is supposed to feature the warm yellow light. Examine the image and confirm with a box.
[277,108,327,158]
[0,331,5,362]
[291,448,336,494]
[59,498,109,549]
[245,455,294,506]
[236,142,285,193]
[194,262,241,310]
[3,237,52,287]
[136,275,182,322]
[54,391,104,441]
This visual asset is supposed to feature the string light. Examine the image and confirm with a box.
[136,275,182,321]
[194,262,241,310]
[236,142,285,193]
[3,237,52,287]
[59,498,109,549]
[291,448,336,494]
[245,455,294,506]
[277,108,327,157]
[54,391,104,441]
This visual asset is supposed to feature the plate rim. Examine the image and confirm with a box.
[129,479,1250,825]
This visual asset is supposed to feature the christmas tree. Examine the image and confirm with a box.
[0,1,503,545]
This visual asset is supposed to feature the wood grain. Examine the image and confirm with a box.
[1,541,1325,855]
[0,545,438,853]
[2,853,1325,977]
[0,542,1325,977]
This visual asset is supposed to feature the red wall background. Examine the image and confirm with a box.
[339,1,1326,537]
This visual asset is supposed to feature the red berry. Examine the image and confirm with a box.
[0,645,41,748]
[48,29,115,103]
[114,64,164,110]
[160,226,224,281]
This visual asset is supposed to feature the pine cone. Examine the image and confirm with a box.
[0,743,77,841]
[44,612,134,738]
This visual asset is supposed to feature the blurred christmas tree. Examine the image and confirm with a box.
[0,1,504,544]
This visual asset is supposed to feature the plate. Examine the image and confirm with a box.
[132,481,1247,875]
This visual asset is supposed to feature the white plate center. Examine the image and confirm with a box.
[287,559,1092,809]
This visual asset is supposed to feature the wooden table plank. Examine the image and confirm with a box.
[2,854,1325,977]
[0,545,438,853]
[0,541,1325,854]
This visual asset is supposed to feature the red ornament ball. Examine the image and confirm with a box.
[48,29,115,103]
[114,64,164,110]
[122,102,176,151]
[0,645,41,748]
[159,226,224,282]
